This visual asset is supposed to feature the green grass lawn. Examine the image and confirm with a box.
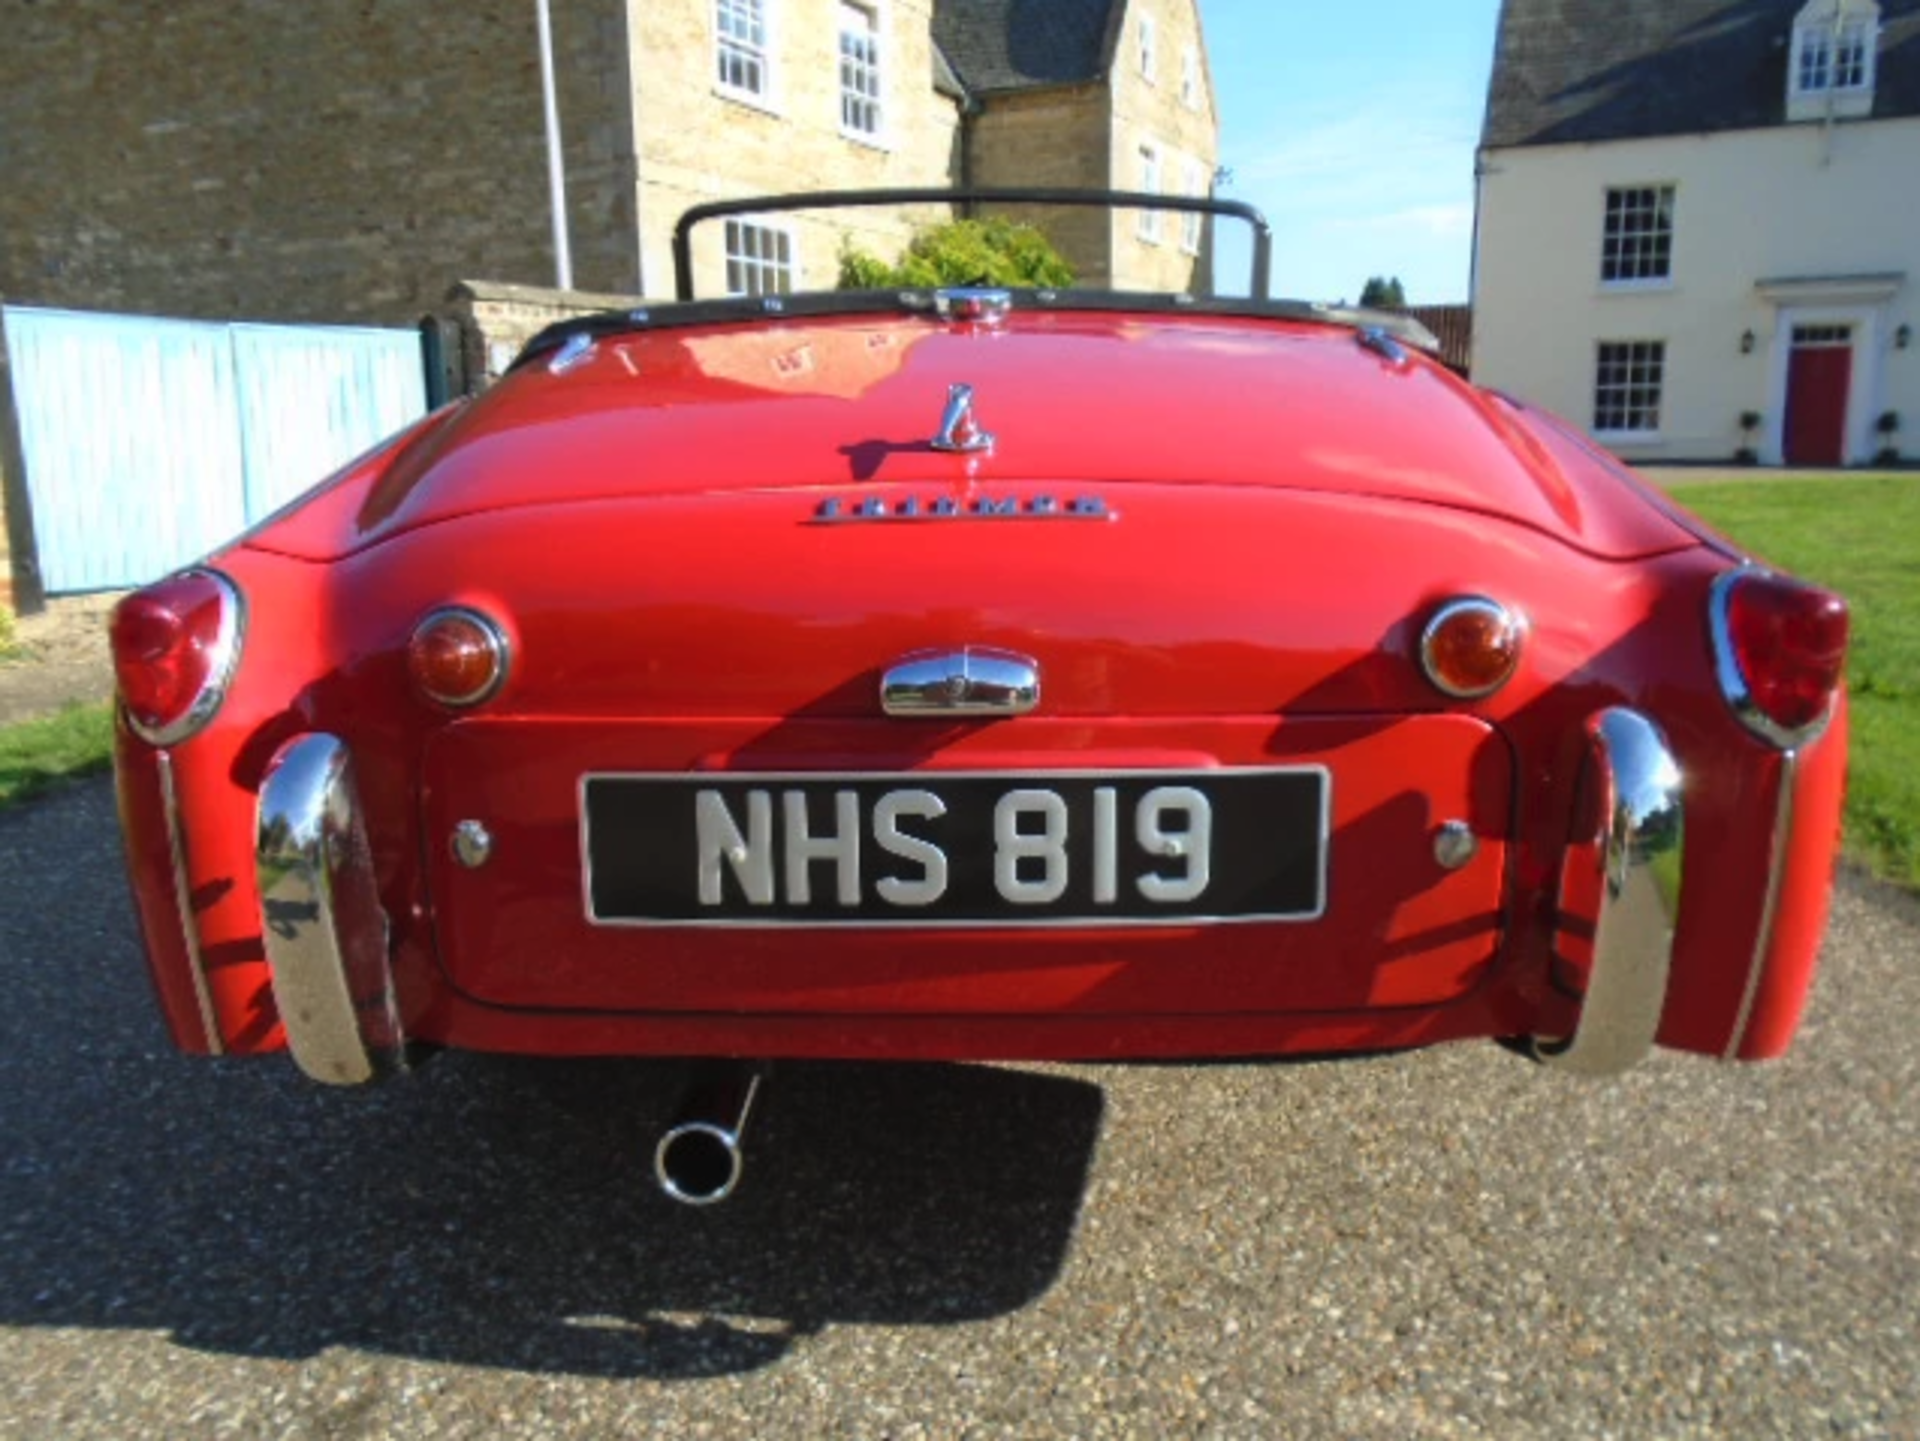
[1666,474,1920,889]
[0,702,115,809]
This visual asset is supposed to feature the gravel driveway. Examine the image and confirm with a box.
[1,778,1914,1438]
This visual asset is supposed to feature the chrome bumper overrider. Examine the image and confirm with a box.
[257,734,407,1085]
[1536,708,1685,1077]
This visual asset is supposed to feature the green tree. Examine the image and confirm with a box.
[838,217,1076,290]
[1358,275,1407,308]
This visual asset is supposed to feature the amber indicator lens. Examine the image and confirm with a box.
[408,609,507,707]
[1421,598,1525,699]
[111,572,231,739]
[1725,574,1848,735]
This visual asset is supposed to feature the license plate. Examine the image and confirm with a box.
[582,768,1328,927]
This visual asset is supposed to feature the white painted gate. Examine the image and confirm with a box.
[3,307,427,592]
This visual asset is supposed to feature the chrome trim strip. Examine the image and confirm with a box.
[1708,566,1837,750]
[1357,325,1410,367]
[126,568,246,747]
[547,332,596,373]
[880,647,1040,718]
[933,287,1013,324]
[156,749,224,1057]
[257,734,407,1086]
[1536,707,1684,1077]
[1419,596,1527,699]
[576,763,1333,930]
[1724,751,1797,1059]
[410,605,511,708]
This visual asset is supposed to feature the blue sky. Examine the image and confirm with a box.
[1202,0,1503,305]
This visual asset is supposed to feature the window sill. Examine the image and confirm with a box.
[1593,430,1664,444]
[839,126,892,153]
[715,85,784,119]
[1598,280,1676,296]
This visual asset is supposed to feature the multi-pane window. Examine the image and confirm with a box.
[839,2,882,136]
[1593,341,1665,435]
[1601,185,1675,284]
[1137,142,1161,242]
[1180,157,1205,255]
[716,0,769,97]
[1138,16,1157,81]
[1797,19,1873,92]
[725,220,794,296]
[1180,46,1199,108]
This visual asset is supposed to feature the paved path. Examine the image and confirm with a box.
[1,778,1914,1438]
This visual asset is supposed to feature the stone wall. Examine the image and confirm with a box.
[0,0,640,327]
[963,86,1117,288]
[1107,0,1220,295]
[631,0,962,298]
[438,280,646,393]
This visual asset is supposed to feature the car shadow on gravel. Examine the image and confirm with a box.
[0,780,1102,1379]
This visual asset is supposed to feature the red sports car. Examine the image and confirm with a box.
[110,190,1849,1205]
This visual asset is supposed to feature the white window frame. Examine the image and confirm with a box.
[837,0,885,144]
[716,0,778,112]
[1792,14,1876,97]
[1599,184,1677,289]
[1138,15,1157,83]
[724,218,797,297]
[1180,156,1205,256]
[1180,46,1200,109]
[1592,339,1667,439]
[1137,141,1162,243]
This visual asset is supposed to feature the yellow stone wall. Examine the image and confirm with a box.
[631,0,962,298]
[1107,0,1220,294]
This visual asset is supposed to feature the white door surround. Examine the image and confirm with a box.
[1756,273,1903,464]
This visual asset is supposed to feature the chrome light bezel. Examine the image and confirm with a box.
[408,605,513,708]
[1707,565,1839,751]
[1419,596,1527,700]
[120,567,247,747]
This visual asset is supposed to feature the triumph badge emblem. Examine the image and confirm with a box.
[930,383,994,454]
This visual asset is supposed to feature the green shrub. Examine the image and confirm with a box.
[838,217,1076,291]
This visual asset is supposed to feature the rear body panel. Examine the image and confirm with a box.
[424,715,1509,1016]
[108,302,1845,1072]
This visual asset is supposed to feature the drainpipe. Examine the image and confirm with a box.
[536,0,574,290]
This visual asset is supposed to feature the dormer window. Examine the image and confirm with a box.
[1787,1,1880,120]
[1798,17,1872,92]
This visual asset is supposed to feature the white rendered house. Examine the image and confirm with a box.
[1474,0,1920,466]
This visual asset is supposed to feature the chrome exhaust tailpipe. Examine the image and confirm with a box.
[653,1062,766,1206]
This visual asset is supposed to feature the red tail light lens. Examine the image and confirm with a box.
[408,607,510,707]
[1420,597,1526,699]
[110,569,244,745]
[1712,569,1849,746]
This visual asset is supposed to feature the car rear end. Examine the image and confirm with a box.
[108,301,1849,1085]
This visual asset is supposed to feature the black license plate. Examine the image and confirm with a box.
[582,768,1328,927]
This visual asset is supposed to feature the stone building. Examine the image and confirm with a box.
[0,0,1220,325]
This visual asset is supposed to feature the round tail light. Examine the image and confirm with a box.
[1711,569,1848,746]
[110,569,244,745]
[408,607,510,708]
[1420,597,1526,699]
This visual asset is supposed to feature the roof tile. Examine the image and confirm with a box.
[1484,0,1920,149]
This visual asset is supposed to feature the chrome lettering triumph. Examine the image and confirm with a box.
[812,494,1111,523]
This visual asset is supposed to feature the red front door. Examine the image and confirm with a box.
[1783,330,1852,466]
